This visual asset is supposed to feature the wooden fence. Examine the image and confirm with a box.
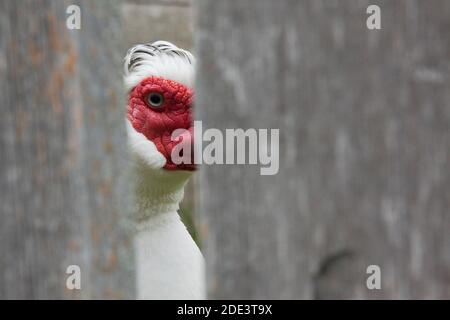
[0,0,134,299]
[196,0,450,299]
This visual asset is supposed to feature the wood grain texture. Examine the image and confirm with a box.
[0,0,135,299]
[196,0,450,299]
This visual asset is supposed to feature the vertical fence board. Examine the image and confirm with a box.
[197,0,450,299]
[0,0,134,299]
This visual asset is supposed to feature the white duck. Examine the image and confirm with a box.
[123,41,204,299]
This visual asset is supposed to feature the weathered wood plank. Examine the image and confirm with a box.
[122,1,194,52]
[197,0,450,299]
[0,0,134,299]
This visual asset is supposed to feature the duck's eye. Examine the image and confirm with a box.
[146,92,164,108]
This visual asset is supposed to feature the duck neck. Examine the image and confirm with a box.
[131,158,204,299]
[132,158,191,224]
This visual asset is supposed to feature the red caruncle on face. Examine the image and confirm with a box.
[127,76,195,170]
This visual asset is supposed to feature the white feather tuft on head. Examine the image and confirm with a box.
[123,40,195,92]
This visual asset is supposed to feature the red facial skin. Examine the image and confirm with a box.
[127,76,195,170]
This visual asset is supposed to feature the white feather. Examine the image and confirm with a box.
[126,120,166,169]
[124,40,195,91]
[135,212,205,299]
